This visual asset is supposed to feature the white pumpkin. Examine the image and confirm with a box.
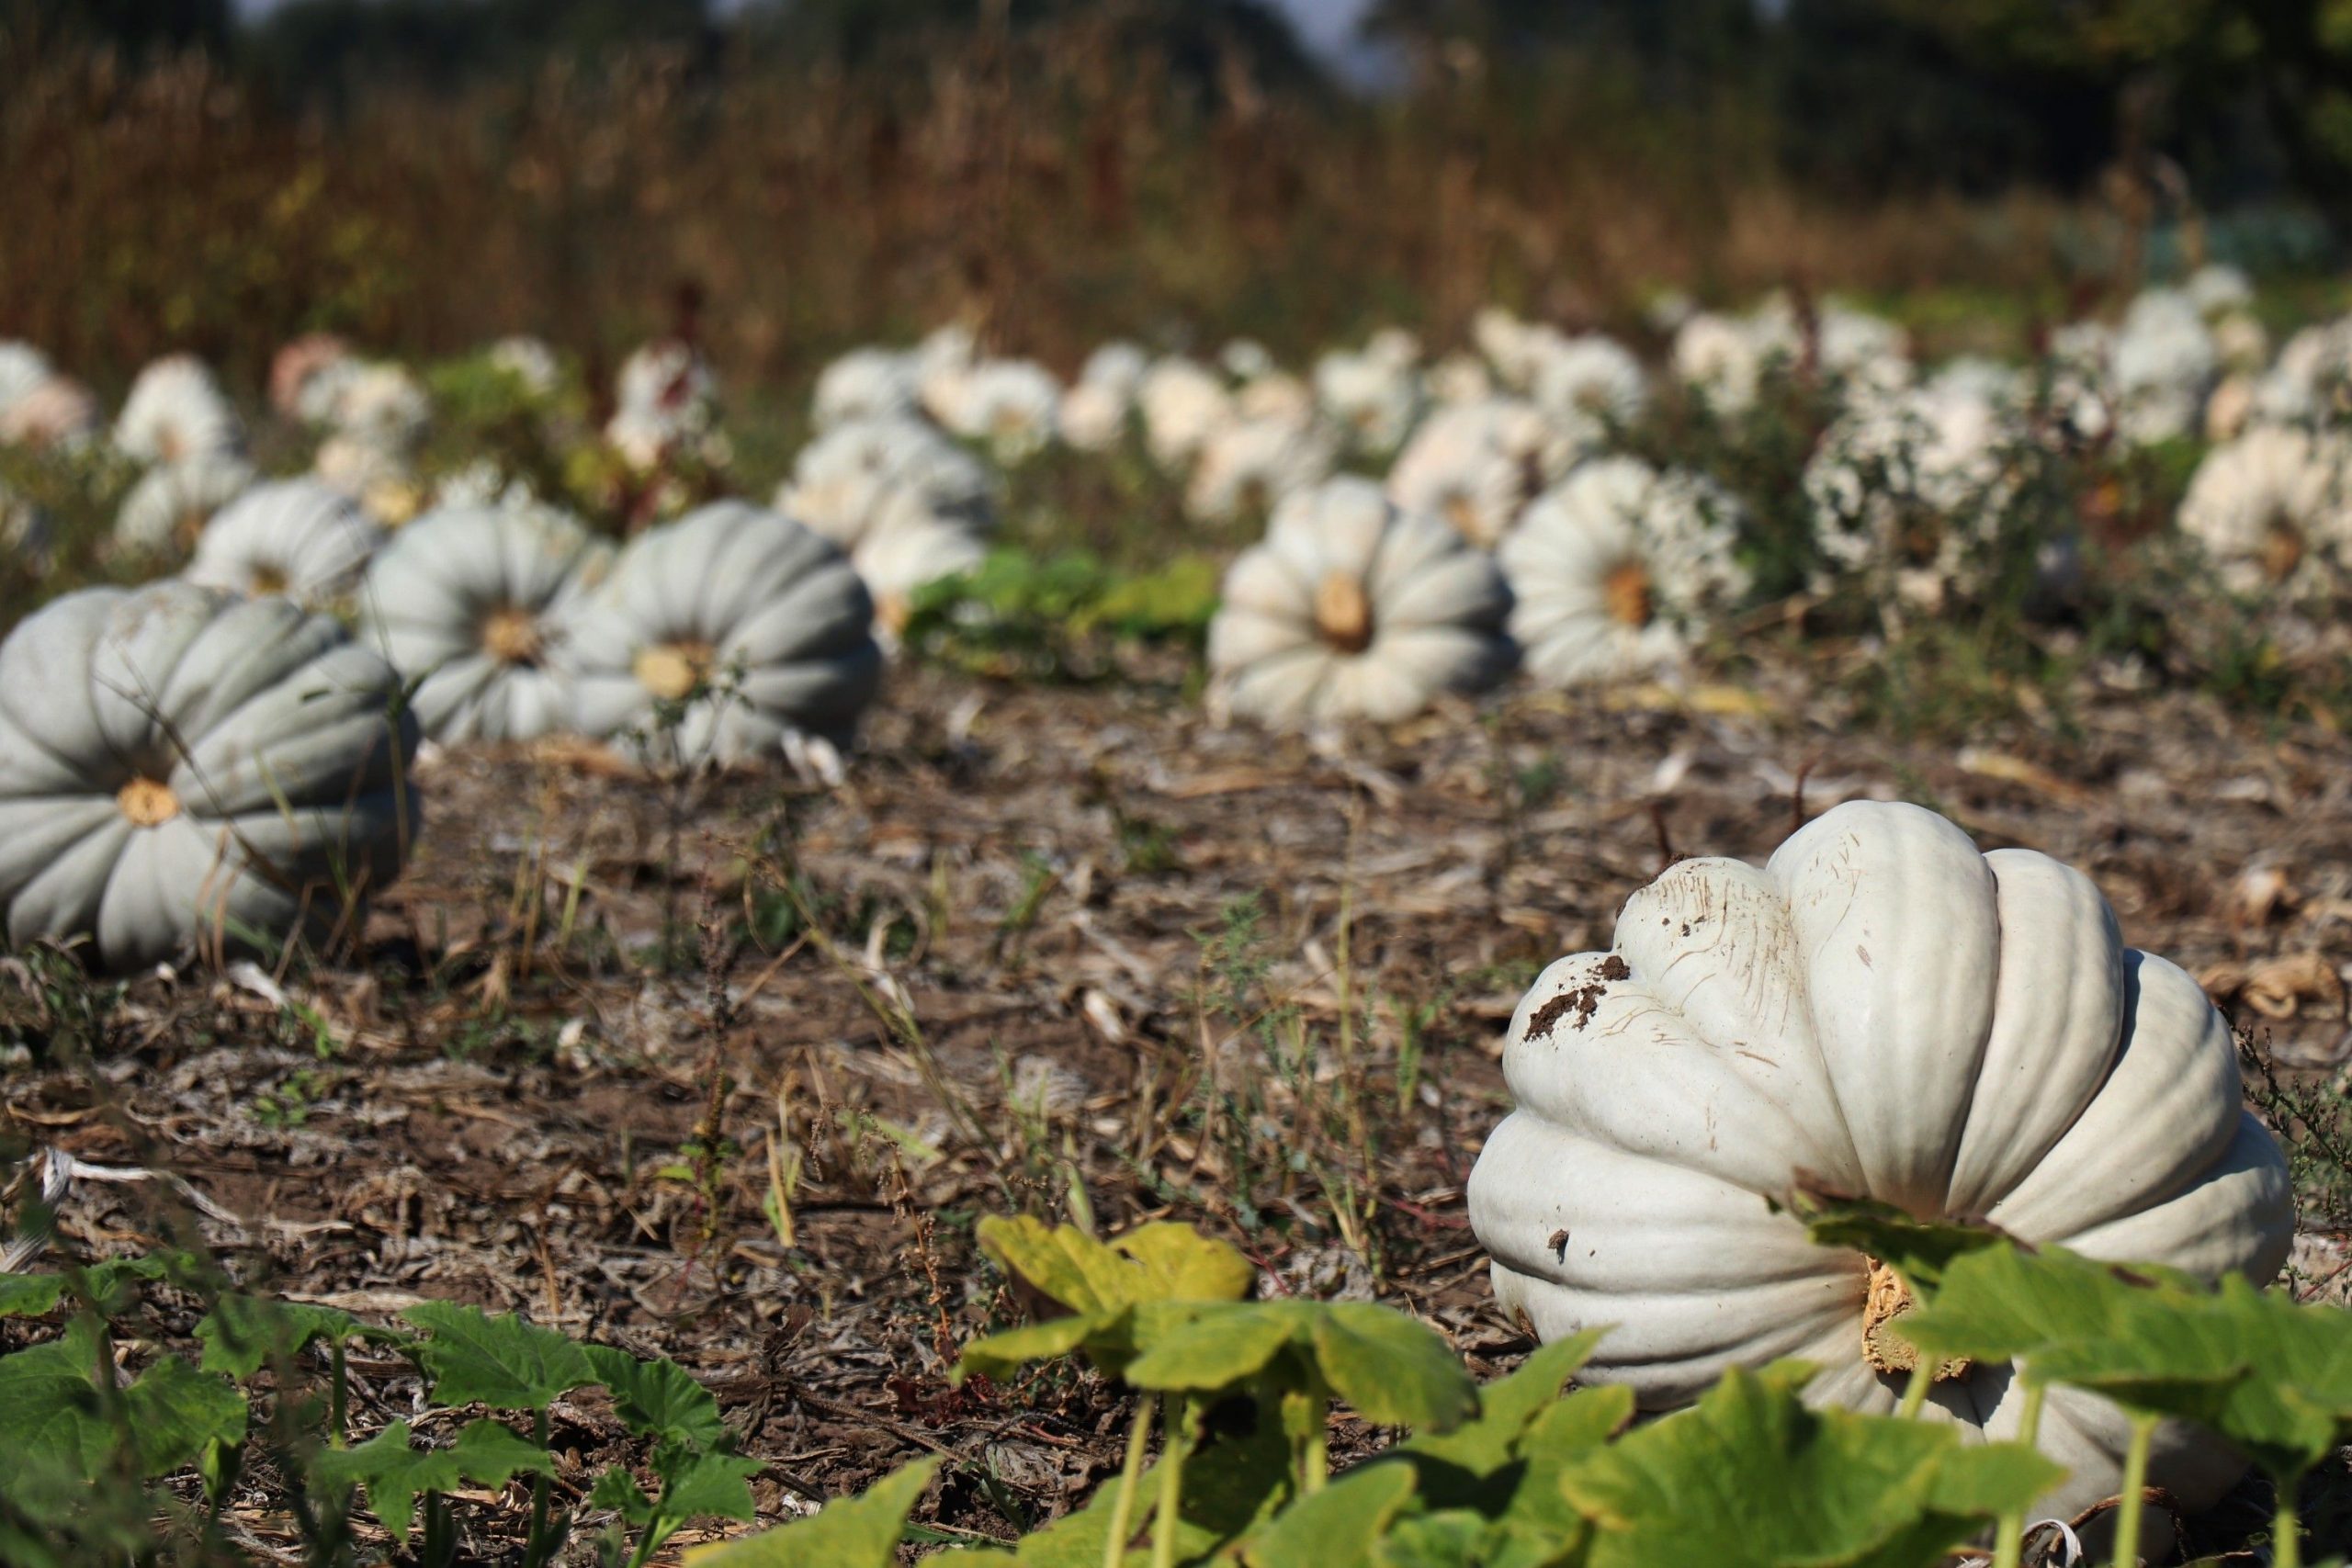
[1059,342,1150,449]
[812,346,922,430]
[0,374,99,452]
[776,415,996,552]
[114,454,259,558]
[1473,308,1546,391]
[2111,288,2219,445]
[1206,476,1513,727]
[1525,333,1646,450]
[0,581,419,972]
[931,358,1062,465]
[844,498,991,636]
[115,354,243,465]
[185,478,387,607]
[1136,357,1236,473]
[2177,424,2352,596]
[358,503,612,743]
[1313,344,1421,456]
[2256,317,2352,426]
[1184,412,1340,525]
[0,342,53,417]
[568,501,881,768]
[1467,799,2292,1522]
[1498,457,1747,687]
[1386,399,1575,548]
[1672,310,1783,414]
[321,361,432,456]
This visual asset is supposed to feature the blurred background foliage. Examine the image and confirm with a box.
[6,0,2352,391]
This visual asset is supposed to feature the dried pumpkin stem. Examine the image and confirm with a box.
[634,639,715,701]
[1313,571,1374,654]
[116,777,181,828]
[1602,560,1655,628]
[480,605,544,665]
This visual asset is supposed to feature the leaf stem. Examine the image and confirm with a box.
[1989,1375,2045,1568]
[1299,1371,1331,1495]
[2274,1478,2302,1568]
[1149,1395,1195,1568]
[526,1405,553,1568]
[1895,1365,1933,1420]
[1102,1393,1157,1568]
[2109,1411,2156,1568]
[329,1340,348,1448]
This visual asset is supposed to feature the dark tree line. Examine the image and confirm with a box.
[13,0,2352,208]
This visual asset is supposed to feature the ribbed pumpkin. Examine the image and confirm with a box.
[567,502,881,768]
[1467,799,2293,1522]
[0,581,419,971]
[1207,477,1513,727]
[358,504,612,743]
[185,479,386,608]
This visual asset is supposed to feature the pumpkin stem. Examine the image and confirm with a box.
[634,639,716,701]
[1603,560,1655,628]
[480,606,545,666]
[1313,570,1374,654]
[249,563,289,597]
[2262,513,2306,583]
[117,777,182,829]
[1860,1258,1970,1382]
[1442,491,1494,547]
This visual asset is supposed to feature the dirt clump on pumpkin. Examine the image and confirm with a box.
[1526,953,1630,1040]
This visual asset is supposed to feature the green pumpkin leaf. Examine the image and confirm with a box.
[959,1217,1255,1387]
[978,1393,1297,1565]
[1238,1461,1419,1567]
[1123,1302,1300,1393]
[402,1301,598,1410]
[0,1275,65,1319]
[681,1458,937,1567]
[196,1296,362,1378]
[1371,1510,1517,1568]
[119,1355,248,1478]
[312,1421,461,1545]
[956,1316,1104,1385]
[1308,1303,1478,1432]
[654,1449,763,1526]
[314,1417,553,1545]
[1557,1362,2061,1568]
[583,1345,729,1450]
[0,1335,110,1479]
[591,1463,659,1527]
[1111,1222,1258,1305]
[1895,1243,2149,1369]
[977,1217,1145,1316]
[1783,1190,2006,1296]
[2028,1271,2352,1487]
